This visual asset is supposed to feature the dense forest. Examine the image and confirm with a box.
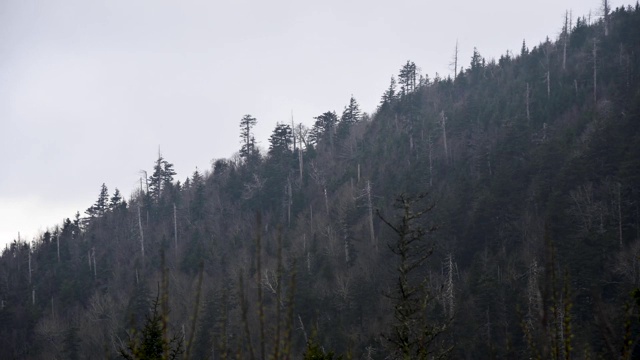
[2,4,640,359]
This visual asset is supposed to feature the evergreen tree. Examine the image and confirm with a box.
[521,40,528,56]
[190,168,205,221]
[149,153,176,202]
[380,76,397,106]
[398,61,417,95]
[309,111,338,146]
[340,95,361,125]
[62,326,81,360]
[110,188,124,211]
[470,47,483,71]
[268,123,293,158]
[85,183,109,218]
[119,294,184,360]
[239,114,258,161]
[378,194,451,359]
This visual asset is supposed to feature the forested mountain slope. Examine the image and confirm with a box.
[2,5,640,359]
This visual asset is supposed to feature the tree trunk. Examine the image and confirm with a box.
[593,38,598,103]
[173,203,178,257]
[138,206,145,261]
[440,111,449,162]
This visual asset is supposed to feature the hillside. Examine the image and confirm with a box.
[2,4,640,359]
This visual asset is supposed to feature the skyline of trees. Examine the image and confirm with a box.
[2,4,640,358]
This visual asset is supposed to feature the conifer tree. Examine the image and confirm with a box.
[110,188,123,211]
[310,111,338,146]
[85,183,109,218]
[380,76,397,106]
[268,123,293,158]
[149,153,176,202]
[377,194,451,359]
[398,61,417,95]
[340,96,361,125]
[239,114,258,161]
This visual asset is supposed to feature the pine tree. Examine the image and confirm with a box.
[340,95,361,125]
[521,40,529,56]
[119,294,184,360]
[398,61,417,95]
[190,168,205,221]
[377,194,451,359]
[239,114,258,161]
[85,183,109,218]
[310,111,338,146]
[149,153,176,202]
[110,188,123,211]
[470,47,484,71]
[268,123,293,158]
[380,76,397,106]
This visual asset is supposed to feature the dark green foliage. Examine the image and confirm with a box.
[340,96,361,125]
[119,294,184,360]
[85,183,109,218]
[310,111,338,146]
[62,326,81,360]
[304,333,343,360]
[268,123,293,158]
[380,76,397,106]
[110,188,124,211]
[398,60,417,95]
[149,153,177,203]
[239,114,259,161]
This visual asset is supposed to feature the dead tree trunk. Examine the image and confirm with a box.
[440,111,449,162]
[526,83,531,123]
[546,70,551,99]
[366,180,376,250]
[27,239,32,285]
[174,203,178,257]
[453,40,459,80]
[92,247,97,280]
[138,205,145,261]
[445,253,455,318]
[563,11,569,71]
[603,0,610,37]
[593,38,598,103]
[428,133,433,187]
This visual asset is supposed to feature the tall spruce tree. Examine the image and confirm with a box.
[398,61,417,95]
[149,152,176,202]
[268,123,293,158]
[85,183,109,218]
[310,111,338,146]
[239,114,258,161]
[380,76,397,106]
[109,188,124,211]
[340,96,361,125]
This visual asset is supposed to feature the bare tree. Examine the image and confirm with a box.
[526,83,531,123]
[444,254,455,318]
[137,205,145,261]
[593,38,598,103]
[451,40,459,80]
[173,203,178,257]
[439,111,449,162]
[358,180,377,250]
[562,11,570,71]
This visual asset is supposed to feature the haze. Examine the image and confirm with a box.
[0,0,624,247]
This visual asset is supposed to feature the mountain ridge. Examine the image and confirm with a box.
[2,4,640,358]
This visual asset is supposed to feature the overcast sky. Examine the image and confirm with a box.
[0,0,628,248]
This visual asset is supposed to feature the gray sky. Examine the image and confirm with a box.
[0,0,626,247]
